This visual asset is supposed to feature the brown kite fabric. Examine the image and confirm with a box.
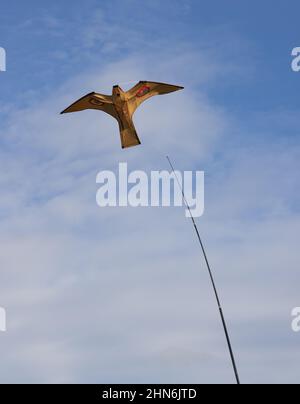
[61,81,184,149]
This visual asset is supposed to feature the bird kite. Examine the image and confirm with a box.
[61,81,184,149]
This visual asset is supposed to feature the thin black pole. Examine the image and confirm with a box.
[166,156,240,385]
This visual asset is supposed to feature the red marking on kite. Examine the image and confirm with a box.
[136,85,150,98]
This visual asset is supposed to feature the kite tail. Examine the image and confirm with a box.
[120,126,141,149]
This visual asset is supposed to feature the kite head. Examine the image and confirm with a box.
[113,85,125,101]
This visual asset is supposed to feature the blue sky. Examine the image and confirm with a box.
[0,0,299,384]
[1,0,300,111]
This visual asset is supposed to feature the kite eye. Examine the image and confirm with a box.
[136,85,150,97]
[89,98,104,106]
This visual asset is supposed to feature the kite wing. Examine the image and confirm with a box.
[61,92,118,119]
[126,81,184,116]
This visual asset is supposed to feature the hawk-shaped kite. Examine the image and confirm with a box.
[61,81,184,149]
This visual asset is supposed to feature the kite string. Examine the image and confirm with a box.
[166,156,241,385]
